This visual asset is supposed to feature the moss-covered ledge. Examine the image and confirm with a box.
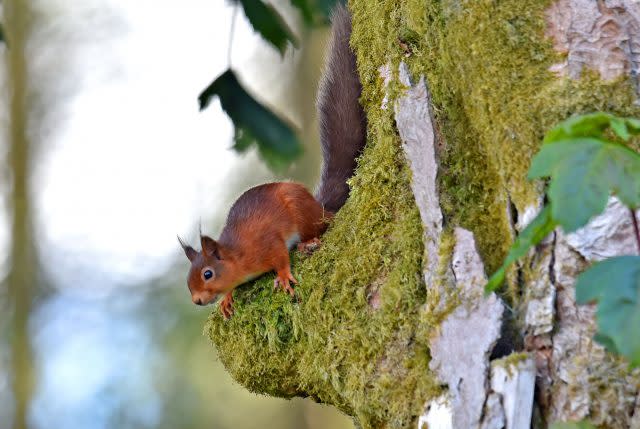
[205,0,640,427]
[206,115,439,427]
[205,6,451,425]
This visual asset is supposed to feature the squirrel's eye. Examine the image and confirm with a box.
[203,269,213,280]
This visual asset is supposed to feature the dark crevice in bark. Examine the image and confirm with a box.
[548,232,557,287]
[490,304,517,360]
[508,197,519,231]
[630,207,640,254]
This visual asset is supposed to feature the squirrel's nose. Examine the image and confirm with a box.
[193,297,204,306]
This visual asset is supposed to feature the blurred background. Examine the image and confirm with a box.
[0,0,354,427]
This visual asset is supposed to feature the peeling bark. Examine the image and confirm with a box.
[480,394,506,429]
[566,197,640,261]
[547,233,640,427]
[490,357,536,429]
[394,62,443,288]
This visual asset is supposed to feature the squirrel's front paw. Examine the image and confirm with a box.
[274,269,297,296]
[219,292,234,319]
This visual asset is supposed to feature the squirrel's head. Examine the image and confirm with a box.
[178,235,230,306]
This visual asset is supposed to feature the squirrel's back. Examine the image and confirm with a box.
[315,4,367,214]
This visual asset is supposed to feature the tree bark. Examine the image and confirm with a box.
[382,1,640,427]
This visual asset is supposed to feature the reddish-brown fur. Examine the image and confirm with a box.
[180,183,331,318]
[179,5,365,318]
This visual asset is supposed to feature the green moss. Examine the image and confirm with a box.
[564,353,640,427]
[417,228,459,333]
[493,352,531,377]
[206,0,640,427]
[351,0,640,297]
[206,86,440,427]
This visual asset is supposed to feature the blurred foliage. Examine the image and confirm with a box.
[233,0,298,55]
[290,0,343,25]
[0,0,353,427]
[233,0,342,49]
[199,70,302,170]
[199,0,342,171]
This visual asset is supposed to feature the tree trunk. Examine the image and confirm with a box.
[4,1,37,429]
[206,1,640,428]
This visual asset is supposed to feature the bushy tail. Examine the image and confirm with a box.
[314,4,367,214]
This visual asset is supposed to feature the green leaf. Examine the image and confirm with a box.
[0,23,4,44]
[625,117,640,133]
[199,69,302,169]
[543,112,614,144]
[485,206,557,293]
[543,112,640,144]
[610,116,630,141]
[527,138,592,179]
[550,422,597,429]
[576,256,640,367]
[289,0,343,25]
[235,0,298,55]
[290,0,314,24]
[528,138,640,232]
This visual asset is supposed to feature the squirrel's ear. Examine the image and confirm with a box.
[177,236,197,262]
[200,235,221,259]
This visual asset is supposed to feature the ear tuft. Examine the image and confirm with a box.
[177,236,198,262]
[200,235,221,259]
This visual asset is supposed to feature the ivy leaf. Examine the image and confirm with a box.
[199,69,302,169]
[234,0,298,55]
[529,138,640,232]
[575,256,640,367]
[485,206,557,293]
[550,422,597,429]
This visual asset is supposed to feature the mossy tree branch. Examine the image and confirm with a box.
[205,0,640,428]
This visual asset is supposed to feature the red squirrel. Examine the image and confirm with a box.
[179,4,366,319]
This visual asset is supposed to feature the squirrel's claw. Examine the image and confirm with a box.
[274,270,297,297]
[219,292,234,320]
